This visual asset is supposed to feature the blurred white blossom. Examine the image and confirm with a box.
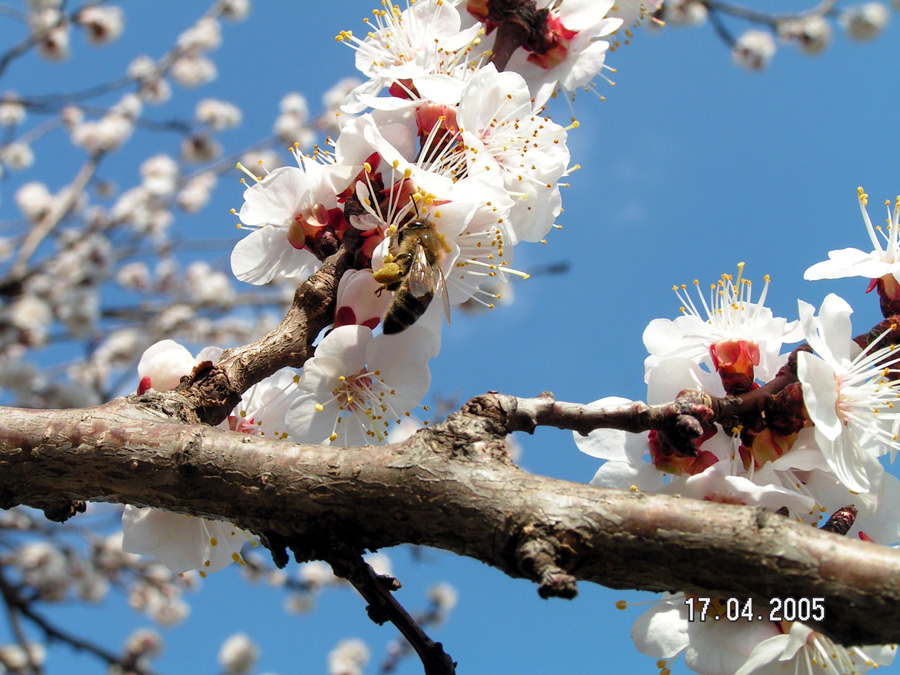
[219,633,259,675]
[0,96,26,126]
[196,98,242,130]
[76,5,124,45]
[841,2,890,40]
[328,639,370,675]
[733,29,777,70]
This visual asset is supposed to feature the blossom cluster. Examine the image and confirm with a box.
[117,0,641,587]
[576,188,900,674]
[227,0,645,446]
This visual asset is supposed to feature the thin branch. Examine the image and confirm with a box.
[706,6,737,47]
[378,602,447,674]
[703,0,842,25]
[330,556,455,675]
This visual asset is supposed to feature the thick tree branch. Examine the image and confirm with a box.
[0,394,898,647]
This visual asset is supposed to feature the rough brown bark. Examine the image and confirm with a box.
[0,392,898,647]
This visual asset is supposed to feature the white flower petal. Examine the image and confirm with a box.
[591,460,661,491]
[285,394,340,445]
[137,339,195,391]
[230,226,319,285]
[733,634,792,675]
[816,293,854,363]
[816,426,879,493]
[238,166,309,226]
[122,506,249,575]
[804,247,889,280]
[631,599,689,659]
[684,619,780,675]
[797,351,842,441]
[574,398,648,461]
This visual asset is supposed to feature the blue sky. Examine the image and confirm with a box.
[2,1,900,673]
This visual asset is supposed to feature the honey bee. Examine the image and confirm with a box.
[373,220,451,334]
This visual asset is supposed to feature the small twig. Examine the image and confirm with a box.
[378,604,444,674]
[706,6,737,47]
[703,0,841,25]
[702,0,778,27]
[330,555,456,675]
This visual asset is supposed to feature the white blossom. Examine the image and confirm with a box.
[661,0,708,25]
[176,171,217,213]
[736,621,894,675]
[71,113,135,152]
[218,633,259,675]
[643,265,801,383]
[16,542,69,600]
[0,643,47,671]
[59,105,83,128]
[30,8,70,60]
[796,294,900,492]
[180,133,222,162]
[457,64,569,243]
[196,98,242,130]
[805,188,900,284]
[328,639,370,675]
[219,0,251,21]
[1,141,35,170]
[841,2,890,41]
[733,29,777,70]
[170,53,217,87]
[501,0,622,106]
[76,6,124,45]
[338,0,482,113]
[140,154,180,197]
[365,552,392,577]
[428,582,459,612]
[231,158,356,285]
[135,339,198,392]
[15,181,53,221]
[128,56,172,104]
[285,324,437,445]
[0,96,26,126]
[298,561,339,589]
[177,17,222,51]
[778,15,832,56]
[10,295,53,344]
[125,628,164,659]
[184,261,235,307]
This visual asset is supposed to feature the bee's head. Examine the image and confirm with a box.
[396,219,430,244]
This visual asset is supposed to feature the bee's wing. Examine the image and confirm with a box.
[408,242,439,298]
[437,264,451,327]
